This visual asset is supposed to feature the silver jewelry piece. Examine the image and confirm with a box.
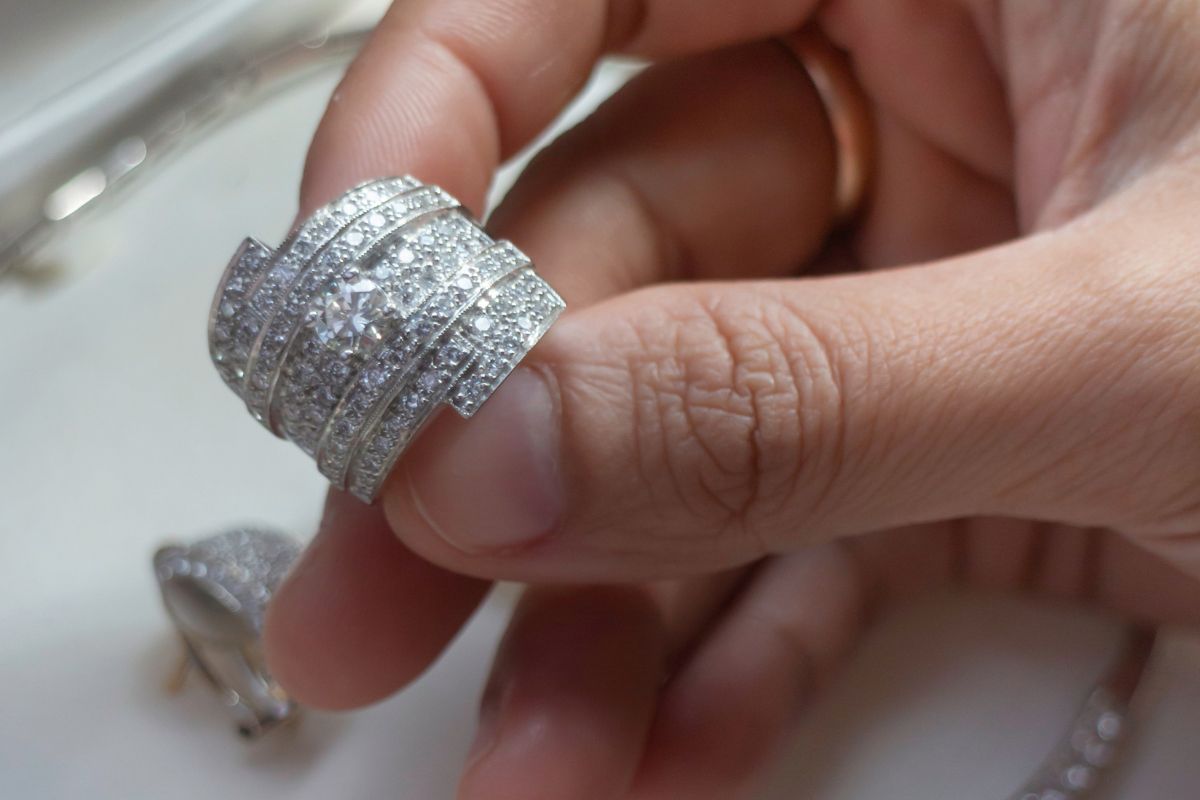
[209,176,565,501]
[1005,626,1153,800]
[154,527,302,738]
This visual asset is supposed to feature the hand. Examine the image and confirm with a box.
[264,1,1200,797]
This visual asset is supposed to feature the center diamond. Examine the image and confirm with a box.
[314,277,392,353]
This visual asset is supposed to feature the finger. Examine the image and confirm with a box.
[263,491,489,709]
[300,0,823,214]
[268,39,838,705]
[457,586,666,800]
[459,519,1200,800]
[644,568,752,666]
[458,569,749,800]
[488,42,837,304]
[852,105,1016,269]
[380,213,1199,580]
[862,519,1200,626]
[627,518,1200,799]
[818,0,1013,189]
[630,545,864,799]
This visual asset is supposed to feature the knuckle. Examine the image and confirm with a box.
[1032,228,1200,535]
[1108,273,1200,533]
[619,287,855,546]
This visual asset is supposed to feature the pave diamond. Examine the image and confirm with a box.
[210,177,417,412]
[450,268,566,417]
[241,186,458,429]
[209,176,564,504]
[314,241,525,488]
[313,277,393,353]
[279,215,495,459]
[155,528,301,633]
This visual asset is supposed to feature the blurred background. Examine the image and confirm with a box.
[1,1,1198,798]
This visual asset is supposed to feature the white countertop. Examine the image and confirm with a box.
[1,7,1198,799]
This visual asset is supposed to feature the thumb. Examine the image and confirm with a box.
[381,223,1197,581]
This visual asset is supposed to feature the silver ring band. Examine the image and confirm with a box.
[154,528,303,738]
[209,176,565,502]
[1007,626,1153,799]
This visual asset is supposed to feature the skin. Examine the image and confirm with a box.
[263,1,1200,797]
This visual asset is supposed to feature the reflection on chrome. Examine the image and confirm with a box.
[0,28,370,281]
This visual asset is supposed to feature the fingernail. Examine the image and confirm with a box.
[406,367,563,553]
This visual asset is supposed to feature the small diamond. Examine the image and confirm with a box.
[517,316,533,331]
[418,372,439,391]
[419,233,436,246]
[404,393,422,410]
[368,212,387,227]
[314,277,392,353]
[1097,712,1122,741]
[341,201,358,215]
[397,246,416,264]
[1064,765,1094,791]
[456,276,474,290]
[472,315,494,333]
[346,230,365,247]
[219,301,236,318]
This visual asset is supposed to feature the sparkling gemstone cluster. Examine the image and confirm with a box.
[1009,687,1130,800]
[208,177,565,501]
[314,276,391,353]
[154,528,300,632]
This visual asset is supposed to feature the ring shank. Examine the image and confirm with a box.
[779,28,874,225]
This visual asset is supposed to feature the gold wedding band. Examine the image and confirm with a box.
[780,28,875,225]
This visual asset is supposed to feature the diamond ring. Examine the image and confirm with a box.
[154,528,303,738]
[208,177,566,501]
